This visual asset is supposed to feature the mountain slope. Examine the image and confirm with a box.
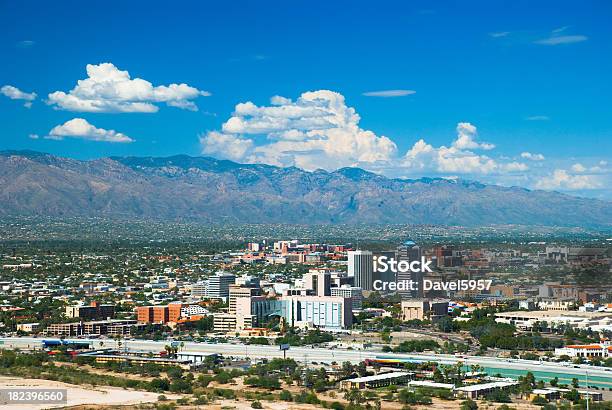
[0,150,610,227]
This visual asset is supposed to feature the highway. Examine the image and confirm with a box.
[2,336,612,386]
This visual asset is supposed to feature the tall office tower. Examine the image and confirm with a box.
[347,250,373,291]
[228,285,261,314]
[206,272,236,302]
[191,281,208,299]
[304,269,332,296]
[396,240,423,299]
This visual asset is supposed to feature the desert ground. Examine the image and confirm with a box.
[0,376,167,409]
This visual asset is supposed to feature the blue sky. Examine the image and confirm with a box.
[1,0,611,198]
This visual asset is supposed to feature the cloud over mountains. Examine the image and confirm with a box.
[200,90,528,178]
[198,89,611,195]
[200,90,398,170]
[47,63,210,113]
[46,118,133,143]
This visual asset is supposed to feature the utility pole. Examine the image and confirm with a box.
[586,370,590,410]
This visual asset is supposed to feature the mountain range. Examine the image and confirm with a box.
[0,150,610,227]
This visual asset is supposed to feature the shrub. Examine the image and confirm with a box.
[279,390,293,401]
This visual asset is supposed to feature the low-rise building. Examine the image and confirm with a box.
[16,322,41,333]
[331,285,363,310]
[408,380,455,390]
[92,355,191,369]
[136,302,205,324]
[44,319,147,337]
[213,313,237,332]
[65,301,115,320]
[340,372,414,389]
[495,310,612,332]
[401,299,449,322]
[528,389,561,401]
[555,342,612,358]
[44,322,81,337]
[455,381,519,399]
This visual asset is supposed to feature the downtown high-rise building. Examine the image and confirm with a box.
[304,269,332,296]
[205,272,236,302]
[396,240,423,299]
[347,250,373,291]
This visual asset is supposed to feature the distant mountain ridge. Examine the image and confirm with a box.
[0,150,610,227]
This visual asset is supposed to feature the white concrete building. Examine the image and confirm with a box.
[495,310,612,332]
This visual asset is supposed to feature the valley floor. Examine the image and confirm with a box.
[0,376,166,409]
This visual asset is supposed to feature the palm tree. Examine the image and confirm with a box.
[470,364,483,376]
[439,364,452,381]
[454,361,464,381]
[344,389,364,405]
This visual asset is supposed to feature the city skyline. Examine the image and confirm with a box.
[2,3,612,408]
[1,1,611,199]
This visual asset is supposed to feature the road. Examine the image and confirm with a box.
[2,336,612,385]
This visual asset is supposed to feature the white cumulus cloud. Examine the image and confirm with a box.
[200,90,398,170]
[199,131,254,161]
[452,122,495,150]
[200,91,545,183]
[503,162,529,172]
[400,123,514,175]
[535,169,601,190]
[47,63,210,113]
[1,85,37,108]
[46,118,133,143]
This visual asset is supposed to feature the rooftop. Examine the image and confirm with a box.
[344,371,414,383]
[408,380,455,389]
[455,381,518,392]
[496,310,612,319]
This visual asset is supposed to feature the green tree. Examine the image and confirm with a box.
[532,396,548,406]
[437,316,459,332]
